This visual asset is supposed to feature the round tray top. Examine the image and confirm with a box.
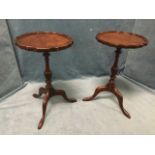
[15,32,73,52]
[96,31,148,48]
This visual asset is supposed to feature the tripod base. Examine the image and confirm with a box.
[83,81,131,119]
[33,86,77,129]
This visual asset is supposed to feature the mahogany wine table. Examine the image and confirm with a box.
[16,32,77,129]
[83,31,148,119]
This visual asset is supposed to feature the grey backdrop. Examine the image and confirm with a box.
[1,19,155,98]
[124,19,155,89]
[7,19,135,81]
[0,19,22,98]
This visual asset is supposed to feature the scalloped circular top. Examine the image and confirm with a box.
[15,32,73,52]
[96,31,148,48]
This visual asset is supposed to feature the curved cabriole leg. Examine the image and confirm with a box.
[112,87,131,119]
[33,87,46,98]
[53,89,77,103]
[83,48,131,119]
[38,92,50,129]
[36,53,77,129]
[83,85,107,101]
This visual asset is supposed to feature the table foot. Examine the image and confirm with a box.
[83,85,107,101]
[38,92,50,129]
[83,83,131,119]
[112,87,131,119]
[38,117,45,130]
[35,86,76,129]
[53,89,77,103]
[33,87,47,98]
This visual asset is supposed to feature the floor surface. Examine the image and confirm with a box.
[0,76,155,134]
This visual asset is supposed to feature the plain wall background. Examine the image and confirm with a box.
[0,19,22,98]
[7,19,135,81]
[124,19,155,89]
[1,19,155,98]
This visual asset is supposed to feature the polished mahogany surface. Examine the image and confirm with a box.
[83,31,149,119]
[15,32,76,129]
[15,32,73,52]
[96,31,148,48]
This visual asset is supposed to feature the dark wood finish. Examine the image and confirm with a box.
[16,32,76,129]
[96,31,148,49]
[15,32,73,52]
[34,53,76,129]
[83,31,148,119]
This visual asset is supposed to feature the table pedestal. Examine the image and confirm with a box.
[33,53,77,129]
[83,48,131,119]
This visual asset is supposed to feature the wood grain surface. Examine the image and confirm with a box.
[96,31,148,48]
[15,32,73,52]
